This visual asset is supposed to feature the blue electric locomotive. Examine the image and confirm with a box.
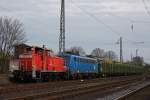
[60,54,98,79]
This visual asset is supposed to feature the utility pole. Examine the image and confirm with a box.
[120,37,123,63]
[59,0,65,53]
[136,49,138,57]
[131,53,133,61]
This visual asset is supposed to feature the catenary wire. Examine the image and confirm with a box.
[142,0,150,17]
[70,0,143,44]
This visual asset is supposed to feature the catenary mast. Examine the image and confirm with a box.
[120,37,123,63]
[59,0,65,53]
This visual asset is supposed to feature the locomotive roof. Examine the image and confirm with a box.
[15,43,51,51]
[63,54,97,61]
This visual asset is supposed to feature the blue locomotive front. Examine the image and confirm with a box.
[61,54,98,79]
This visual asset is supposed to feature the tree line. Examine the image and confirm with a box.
[65,47,118,61]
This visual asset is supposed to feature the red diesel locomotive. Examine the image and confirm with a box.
[10,46,67,82]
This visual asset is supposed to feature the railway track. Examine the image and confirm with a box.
[114,81,150,100]
[1,76,144,100]
[94,76,150,100]
[0,78,111,94]
[0,75,138,94]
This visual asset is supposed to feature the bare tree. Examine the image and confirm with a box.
[91,48,105,58]
[0,17,26,57]
[65,46,86,56]
[0,17,26,73]
[104,50,118,61]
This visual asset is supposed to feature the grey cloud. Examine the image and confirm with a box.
[0,0,150,63]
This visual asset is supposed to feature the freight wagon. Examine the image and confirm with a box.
[97,59,144,77]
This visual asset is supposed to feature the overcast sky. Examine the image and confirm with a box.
[0,0,150,63]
